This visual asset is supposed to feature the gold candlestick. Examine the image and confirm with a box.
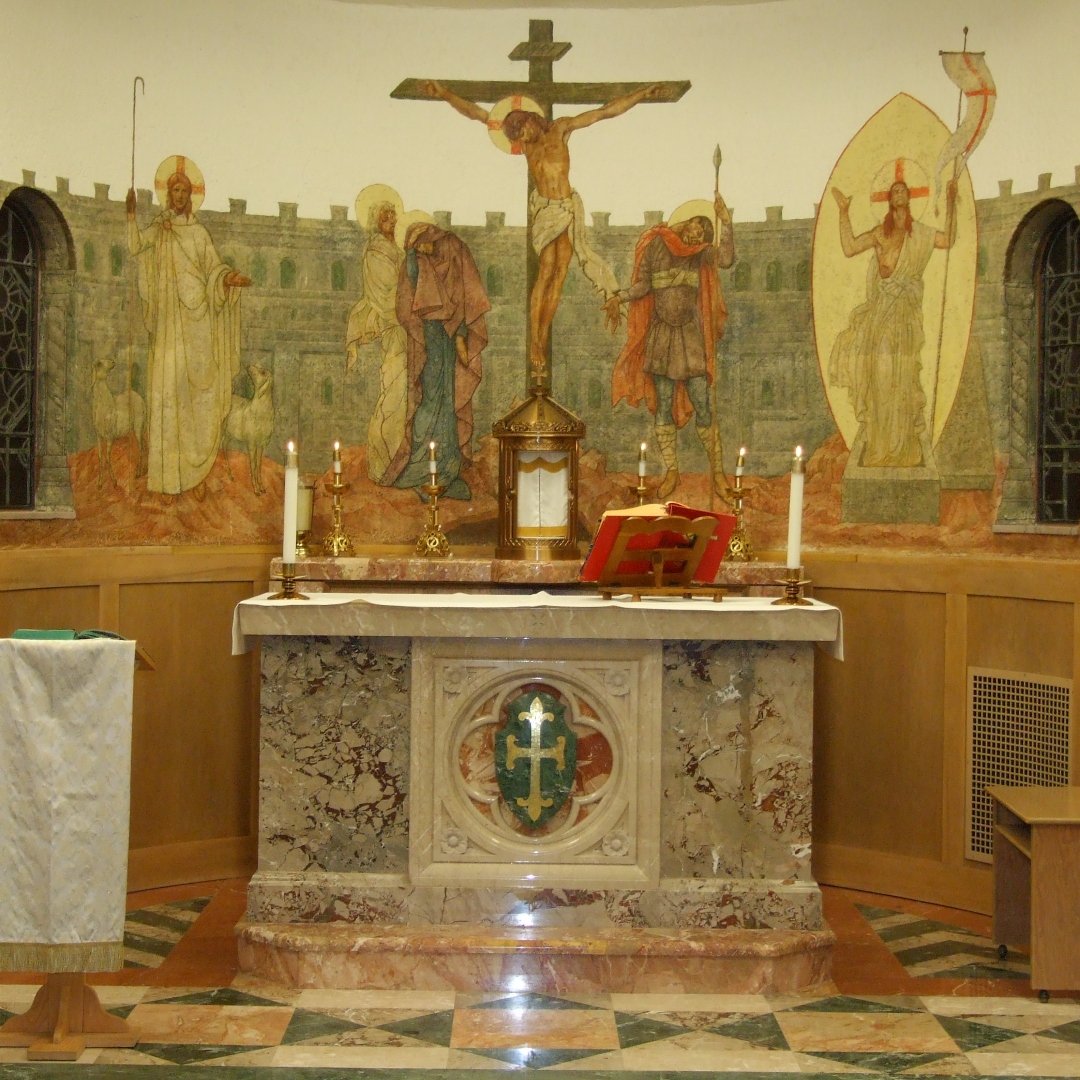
[771,568,811,606]
[416,480,451,557]
[725,472,754,562]
[321,475,354,556]
[634,477,649,506]
[268,562,309,600]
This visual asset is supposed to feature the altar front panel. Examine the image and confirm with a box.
[245,595,830,934]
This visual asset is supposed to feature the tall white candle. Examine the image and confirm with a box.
[786,445,804,570]
[332,440,342,475]
[638,441,647,478]
[428,441,438,477]
[736,447,746,478]
[283,440,298,565]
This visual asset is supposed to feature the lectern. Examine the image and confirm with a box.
[0,637,138,1060]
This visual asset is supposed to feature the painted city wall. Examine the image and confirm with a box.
[2,3,1078,557]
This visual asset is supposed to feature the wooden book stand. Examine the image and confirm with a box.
[595,515,722,599]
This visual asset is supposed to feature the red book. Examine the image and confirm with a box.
[580,501,737,584]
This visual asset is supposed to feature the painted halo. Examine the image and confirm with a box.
[486,95,545,155]
[354,183,405,240]
[668,197,715,229]
[869,156,931,223]
[154,155,206,213]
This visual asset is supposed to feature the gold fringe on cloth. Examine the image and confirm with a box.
[0,940,124,973]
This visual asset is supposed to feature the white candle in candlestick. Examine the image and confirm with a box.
[332,440,342,475]
[736,447,746,478]
[428,441,438,477]
[283,440,298,565]
[638,441,647,478]
[786,445,804,570]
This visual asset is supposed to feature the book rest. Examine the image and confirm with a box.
[594,515,726,601]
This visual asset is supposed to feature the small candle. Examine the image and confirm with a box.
[735,446,746,478]
[428,441,438,477]
[332,440,342,475]
[283,440,298,565]
[638,441,647,478]
[786,445,804,571]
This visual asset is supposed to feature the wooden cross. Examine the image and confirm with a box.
[392,19,690,388]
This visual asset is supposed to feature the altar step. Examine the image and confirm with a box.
[236,921,834,995]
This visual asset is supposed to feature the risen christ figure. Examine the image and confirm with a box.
[830,177,957,467]
[420,79,663,379]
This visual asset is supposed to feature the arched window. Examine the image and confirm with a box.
[110,243,124,277]
[1038,215,1080,522]
[0,201,39,508]
[795,260,811,292]
[486,265,504,297]
[251,252,267,287]
[766,260,783,292]
[331,260,347,291]
[280,258,297,289]
[732,261,751,292]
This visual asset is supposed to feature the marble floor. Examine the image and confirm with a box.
[1,879,1077,1078]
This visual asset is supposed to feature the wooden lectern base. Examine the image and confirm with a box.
[0,973,136,1060]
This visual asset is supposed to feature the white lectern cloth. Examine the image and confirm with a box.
[0,638,135,972]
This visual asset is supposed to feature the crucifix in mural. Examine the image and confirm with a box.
[393,19,689,391]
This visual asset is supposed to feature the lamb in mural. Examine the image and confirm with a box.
[91,356,146,488]
[223,362,274,495]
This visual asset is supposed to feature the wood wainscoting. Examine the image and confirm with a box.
[3,545,1078,911]
[808,552,1080,915]
[0,547,272,891]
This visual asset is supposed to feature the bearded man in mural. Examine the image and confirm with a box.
[346,198,408,483]
[608,195,735,499]
[381,221,489,500]
[126,159,250,500]
[829,177,958,468]
[419,79,663,380]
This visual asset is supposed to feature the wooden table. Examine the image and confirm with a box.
[988,784,1080,1000]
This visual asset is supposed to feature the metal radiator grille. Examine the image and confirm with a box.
[966,667,1071,863]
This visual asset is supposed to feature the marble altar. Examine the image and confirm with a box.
[233,582,841,993]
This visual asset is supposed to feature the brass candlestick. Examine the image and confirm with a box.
[634,475,649,506]
[321,474,354,556]
[772,568,811,606]
[416,479,451,557]
[726,473,754,561]
[268,562,309,600]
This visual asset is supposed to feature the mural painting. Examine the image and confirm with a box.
[3,12,1078,558]
[812,46,992,523]
[126,155,250,502]
[608,191,735,502]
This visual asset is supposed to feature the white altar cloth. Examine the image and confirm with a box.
[232,591,843,659]
[0,638,135,972]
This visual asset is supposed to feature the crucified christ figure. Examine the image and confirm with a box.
[419,79,664,380]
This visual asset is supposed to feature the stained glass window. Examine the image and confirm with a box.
[0,201,38,509]
[1038,216,1080,522]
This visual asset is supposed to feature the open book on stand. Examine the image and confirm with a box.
[580,501,737,589]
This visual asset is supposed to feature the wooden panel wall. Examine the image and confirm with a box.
[809,553,1080,914]
[0,547,271,891]
[3,546,1078,910]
